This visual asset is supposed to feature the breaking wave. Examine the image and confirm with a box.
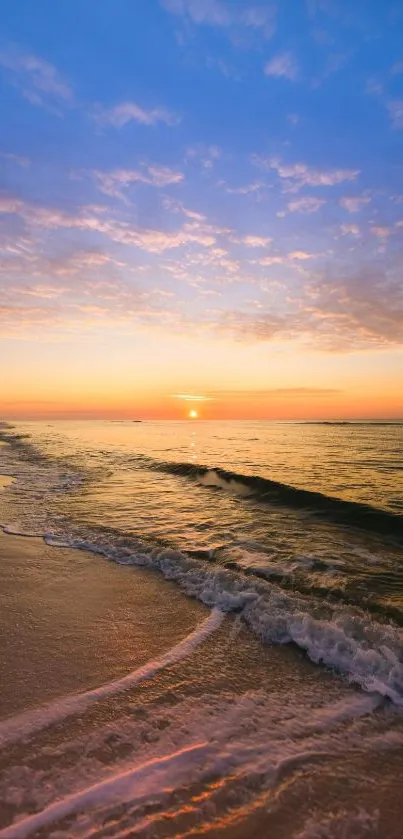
[148,460,403,543]
[26,530,403,708]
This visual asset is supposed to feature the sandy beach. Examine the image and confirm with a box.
[0,528,208,719]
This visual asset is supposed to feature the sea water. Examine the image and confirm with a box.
[0,419,403,837]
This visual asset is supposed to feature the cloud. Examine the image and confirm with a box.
[286,196,325,213]
[253,155,359,191]
[370,226,391,239]
[302,271,403,349]
[226,181,265,195]
[93,165,184,201]
[95,101,179,128]
[387,100,403,130]
[163,197,206,220]
[0,50,73,111]
[172,393,212,401]
[241,235,272,247]
[161,0,276,40]
[264,51,299,81]
[185,144,221,170]
[289,250,316,261]
[200,387,342,401]
[0,195,226,253]
[222,269,403,351]
[339,196,370,213]
[205,56,240,80]
[0,278,182,338]
[340,224,360,236]
[0,151,30,168]
[258,251,316,266]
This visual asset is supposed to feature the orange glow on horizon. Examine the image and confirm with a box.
[1,333,402,421]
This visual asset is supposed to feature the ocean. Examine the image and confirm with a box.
[1,419,403,838]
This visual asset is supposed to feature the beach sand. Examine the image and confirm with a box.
[0,529,207,718]
[1,529,403,838]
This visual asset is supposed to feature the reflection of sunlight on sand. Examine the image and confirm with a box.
[0,475,13,489]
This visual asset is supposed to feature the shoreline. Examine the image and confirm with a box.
[1,482,403,836]
[0,526,208,719]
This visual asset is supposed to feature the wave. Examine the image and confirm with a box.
[27,532,403,708]
[2,429,403,708]
[148,461,403,543]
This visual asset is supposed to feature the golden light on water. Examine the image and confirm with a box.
[189,410,198,419]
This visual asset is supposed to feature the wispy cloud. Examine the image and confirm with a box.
[370,226,391,239]
[253,155,359,191]
[264,51,299,81]
[0,151,30,168]
[163,197,205,220]
[285,196,325,213]
[0,49,73,111]
[205,56,240,80]
[258,250,317,266]
[161,0,276,40]
[241,235,272,248]
[172,393,212,401]
[93,165,184,201]
[200,387,342,400]
[339,195,371,213]
[340,223,360,236]
[387,100,403,129]
[95,101,180,128]
[185,144,221,169]
[222,270,403,351]
[226,181,264,195]
[0,195,226,253]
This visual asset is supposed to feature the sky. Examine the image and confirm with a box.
[0,0,403,420]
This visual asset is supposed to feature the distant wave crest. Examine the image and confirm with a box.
[148,460,403,543]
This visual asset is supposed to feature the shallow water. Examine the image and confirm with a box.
[1,419,403,836]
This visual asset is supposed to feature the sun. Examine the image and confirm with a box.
[189,409,198,419]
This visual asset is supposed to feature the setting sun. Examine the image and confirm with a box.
[189,410,198,419]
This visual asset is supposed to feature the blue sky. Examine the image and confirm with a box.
[1,0,403,417]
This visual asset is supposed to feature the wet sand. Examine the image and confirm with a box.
[1,529,403,838]
[0,529,207,718]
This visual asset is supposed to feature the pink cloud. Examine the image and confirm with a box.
[161,0,276,39]
[94,165,184,201]
[96,101,179,128]
[0,197,224,253]
[254,155,359,191]
[340,224,360,236]
[0,50,73,113]
[286,196,325,214]
[264,51,299,81]
[339,196,371,213]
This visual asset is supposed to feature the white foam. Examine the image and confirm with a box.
[0,743,211,839]
[111,545,403,707]
[0,691,388,839]
[3,518,403,707]
[0,608,224,748]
